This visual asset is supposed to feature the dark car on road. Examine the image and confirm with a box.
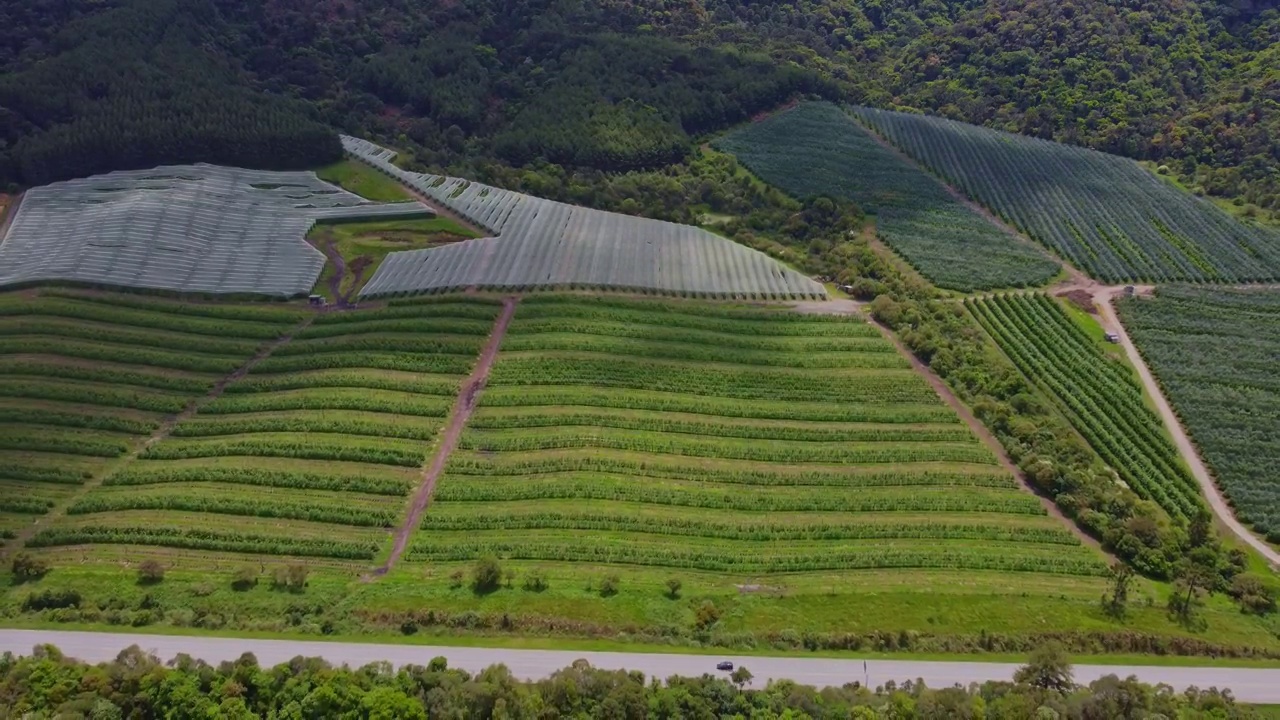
[716,661,734,671]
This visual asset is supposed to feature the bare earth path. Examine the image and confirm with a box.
[0,316,313,559]
[7,629,1279,701]
[0,192,22,243]
[1093,287,1280,568]
[852,306,1110,555]
[376,296,520,574]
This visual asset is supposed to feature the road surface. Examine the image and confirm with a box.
[1094,287,1280,568]
[2,629,1279,702]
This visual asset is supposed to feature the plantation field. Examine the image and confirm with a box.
[413,295,1107,579]
[29,296,505,562]
[714,103,1060,291]
[308,216,479,299]
[969,294,1202,522]
[0,289,308,544]
[852,106,1280,284]
[1118,287,1280,541]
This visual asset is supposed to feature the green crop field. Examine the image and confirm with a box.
[853,106,1280,284]
[969,294,1202,522]
[412,295,1107,579]
[713,103,1060,291]
[0,289,307,542]
[25,295,504,564]
[1119,287,1280,540]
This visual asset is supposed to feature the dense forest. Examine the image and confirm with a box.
[0,0,1276,220]
[0,643,1263,719]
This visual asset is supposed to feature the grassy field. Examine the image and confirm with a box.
[969,293,1202,522]
[18,295,503,566]
[316,159,412,202]
[1119,286,1280,541]
[309,217,479,299]
[713,103,1060,292]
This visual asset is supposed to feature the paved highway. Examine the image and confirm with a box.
[2,629,1279,702]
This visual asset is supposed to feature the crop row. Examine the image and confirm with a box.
[486,357,936,404]
[517,295,857,323]
[480,386,954,423]
[1,464,94,485]
[252,352,474,375]
[26,526,377,559]
[970,294,1201,520]
[512,303,865,336]
[468,411,969,443]
[0,496,56,514]
[420,511,1078,544]
[0,360,211,393]
[311,303,501,325]
[141,434,426,467]
[40,288,309,324]
[505,319,890,353]
[458,428,992,465]
[69,493,395,527]
[273,334,485,357]
[224,370,459,396]
[434,478,1044,514]
[202,389,452,417]
[172,414,441,440]
[0,407,158,435]
[0,296,294,339]
[105,465,411,496]
[0,427,131,457]
[297,317,497,340]
[0,379,191,413]
[445,458,1014,488]
[0,337,243,374]
[499,335,905,369]
[407,539,1105,576]
[0,316,263,356]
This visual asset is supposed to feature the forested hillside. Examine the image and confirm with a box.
[0,0,1276,222]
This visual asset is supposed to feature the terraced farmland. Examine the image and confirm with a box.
[714,103,1060,291]
[969,294,1202,522]
[0,289,306,542]
[1118,287,1280,540]
[31,296,504,564]
[412,296,1107,578]
[852,106,1280,283]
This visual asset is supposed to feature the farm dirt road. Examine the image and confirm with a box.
[377,296,520,574]
[1093,287,1280,568]
[4,629,1279,701]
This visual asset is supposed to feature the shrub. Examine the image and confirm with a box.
[1228,574,1277,615]
[523,571,548,592]
[232,566,258,591]
[23,589,81,611]
[599,574,620,597]
[694,600,721,630]
[12,553,49,583]
[449,570,465,589]
[472,556,502,594]
[272,564,308,592]
[137,560,165,584]
[666,577,683,599]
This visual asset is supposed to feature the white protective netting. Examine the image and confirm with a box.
[342,136,826,300]
[0,164,432,296]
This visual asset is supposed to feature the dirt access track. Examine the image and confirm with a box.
[375,296,520,575]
